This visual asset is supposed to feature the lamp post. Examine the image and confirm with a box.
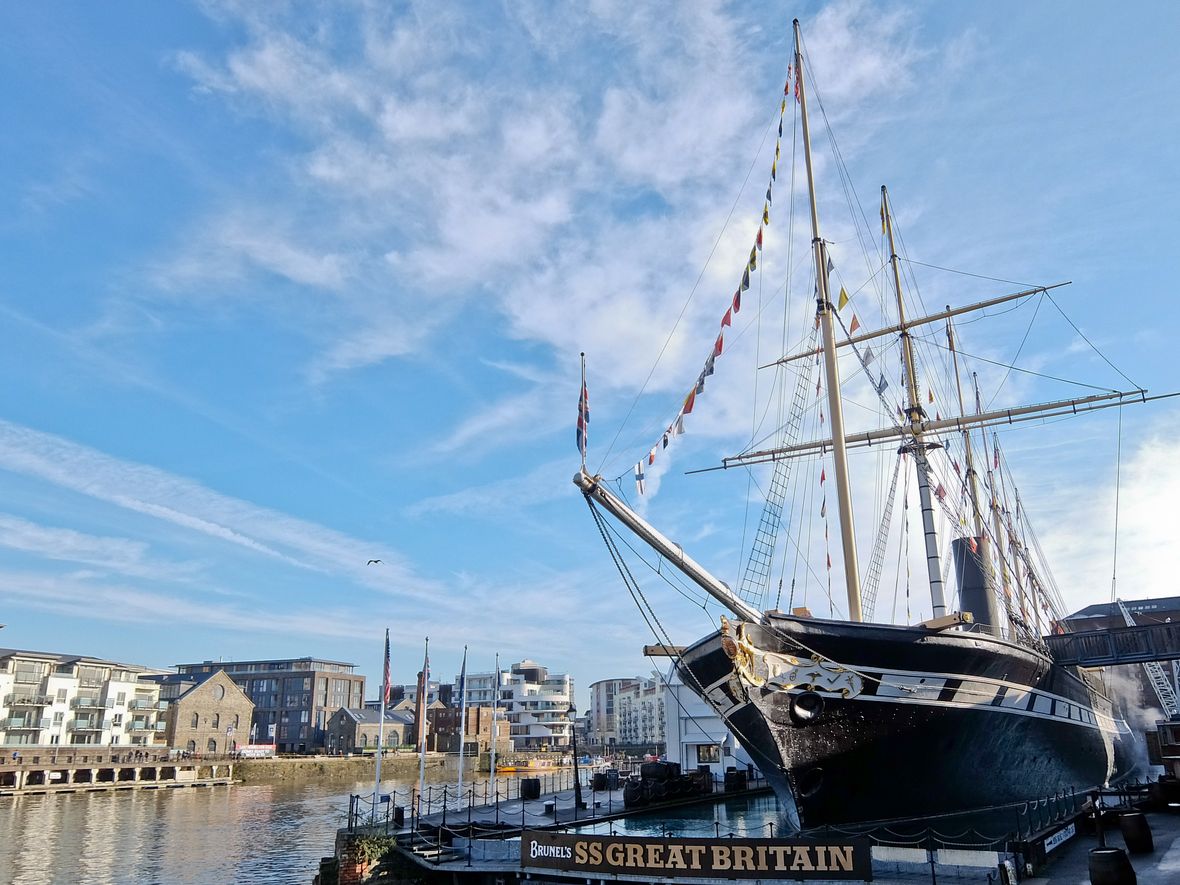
[567,703,583,813]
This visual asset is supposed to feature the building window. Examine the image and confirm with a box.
[697,744,721,764]
[191,713,199,729]
[56,688,67,703]
[212,713,220,730]
[187,740,196,753]
[207,739,217,753]
[116,692,126,705]
[233,714,240,729]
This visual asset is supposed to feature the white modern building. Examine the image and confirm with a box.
[662,664,758,781]
[587,677,638,747]
[616,673,666,748]
[502,660,575,751]
[0,648,165,747]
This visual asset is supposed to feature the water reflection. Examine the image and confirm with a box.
[0,767,466,885]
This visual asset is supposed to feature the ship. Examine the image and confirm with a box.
[573,19,1174,832]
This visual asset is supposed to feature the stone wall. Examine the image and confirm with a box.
[234,752,450,784]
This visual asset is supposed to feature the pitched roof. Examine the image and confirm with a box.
[337,707,415,726]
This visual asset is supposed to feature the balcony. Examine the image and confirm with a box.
[4,717,49,730]
[128,699,162,711]
[3,694,51,707]
[70,697,113,710]
[128,720,156,732]
[69,719,106,732]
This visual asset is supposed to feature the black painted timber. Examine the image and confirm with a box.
[1046,621,1180,667]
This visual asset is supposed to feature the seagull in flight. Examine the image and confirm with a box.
[367,559,382,565]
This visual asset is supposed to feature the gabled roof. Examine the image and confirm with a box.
[170,669,253,706]
[336,707,415,726]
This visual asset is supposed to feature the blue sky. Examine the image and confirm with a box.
[0,1,1177,699]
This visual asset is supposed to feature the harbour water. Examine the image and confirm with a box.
[0,780,357,885]
[0,768,780,884]
[0,766,480,885]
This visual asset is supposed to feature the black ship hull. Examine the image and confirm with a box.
[677,613,1138,831]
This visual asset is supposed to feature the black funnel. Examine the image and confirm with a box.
[951,537,1001,632]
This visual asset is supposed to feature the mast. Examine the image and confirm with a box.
[946,317,987,541]
[947,319,1006,635]
[978,381,1015,620]
[794,18,863,621]
[883,186,945,617]
[994,436,1031,627]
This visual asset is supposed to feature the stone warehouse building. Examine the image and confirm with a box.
[160,670,254,755]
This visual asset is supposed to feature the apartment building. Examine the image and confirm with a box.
[587,678,639,747]
[501,660,575,751]
[432,661,574,751]
[616,674,665,748]
[174,657,364,753]
[0,648,164,747]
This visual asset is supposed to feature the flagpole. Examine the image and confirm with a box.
[374,628,389,816]
[489,652,499,798]
[417,636,429,818]
[456,645,469,804]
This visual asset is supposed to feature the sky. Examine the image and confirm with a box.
[0,1,1178,703]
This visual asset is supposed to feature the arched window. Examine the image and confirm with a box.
[212,713,220,730]
[207,738,217,753]
[233,714,240,728]
[186,740,196,752]
[361,734,369,748]
[190,712,199,729]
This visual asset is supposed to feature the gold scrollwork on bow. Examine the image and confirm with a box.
[721,619,862,699]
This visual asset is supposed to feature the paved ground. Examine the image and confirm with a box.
[1022,808,1180,884]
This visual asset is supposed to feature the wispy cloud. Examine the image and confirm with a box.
[0,419,440,600]
[147,0,945,401]
[0,513,201,580]
[405,458,570,518]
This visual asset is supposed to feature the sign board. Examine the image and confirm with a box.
[1043,822,1075,855]
[236,744,275,758]
[521,831,872,881]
